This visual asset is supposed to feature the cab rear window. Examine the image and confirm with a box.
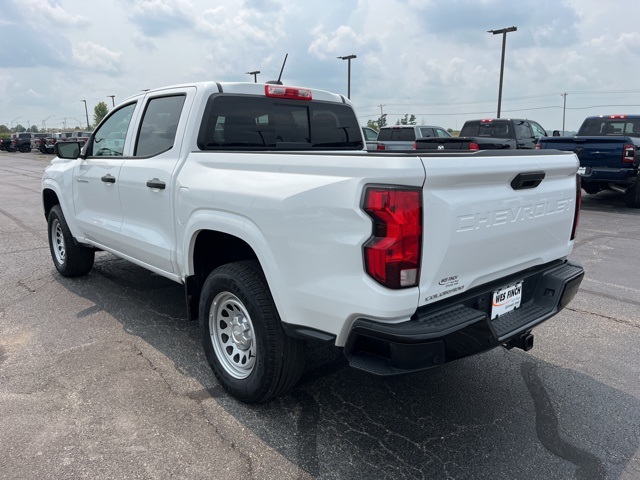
[197,95,363,150]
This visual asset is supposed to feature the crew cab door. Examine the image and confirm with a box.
[73,102,138,246]
[116,88,195,273]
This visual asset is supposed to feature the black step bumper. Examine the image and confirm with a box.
[344,260,584,376]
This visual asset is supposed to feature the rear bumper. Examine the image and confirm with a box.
[344,260,584,376]
[581,166,636,185]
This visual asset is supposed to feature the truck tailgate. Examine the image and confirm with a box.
[541,137,628,168]
[417,151,578,306]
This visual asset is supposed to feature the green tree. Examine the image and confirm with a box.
[14,124,26,133]
[28,125,39,133]
[93,102,109,128]
[367,114,387,131]
[0,124,10,134]
[397,114,417,125]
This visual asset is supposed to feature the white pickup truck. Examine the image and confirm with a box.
[42,82,584,403]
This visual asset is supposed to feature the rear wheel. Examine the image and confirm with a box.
[199,260,305,403]
[625,178,640,208]
[47,205,95,277]
[20,144,31,153]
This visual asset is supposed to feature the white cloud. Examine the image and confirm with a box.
[72,42,122,74]
[22,0,89,26]
[3,0,640,132]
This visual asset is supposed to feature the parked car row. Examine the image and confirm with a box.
[0,131,92,154]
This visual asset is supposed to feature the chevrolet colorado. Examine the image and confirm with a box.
[42,82,584,403]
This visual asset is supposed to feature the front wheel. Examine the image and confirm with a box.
[199,261,305,403]
[47,205,95,277]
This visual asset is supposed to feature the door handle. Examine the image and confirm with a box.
[146,178,166,190]
[101,174,116,184]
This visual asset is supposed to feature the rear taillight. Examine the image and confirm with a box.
[413,142,417,150]
[362,187,422,288]
[469,142,480,151]
[377,143,386,151]
[571,175,581,241]
[622,144,634,163]
[535,142,541,150]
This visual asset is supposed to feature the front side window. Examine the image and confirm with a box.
[530,122,547,139]
[515,122,532,140]
[88,103,136,156]
[135,95,186,157]
[435,128,451,138]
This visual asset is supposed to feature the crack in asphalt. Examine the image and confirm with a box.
[565,306,640,329]
[521,361,606,480]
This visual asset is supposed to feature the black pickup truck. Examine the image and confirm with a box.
[537,114,640,207]
[415,118,548,151]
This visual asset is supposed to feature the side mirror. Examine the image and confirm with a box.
[54,141,82,159]
[552,130,561,137]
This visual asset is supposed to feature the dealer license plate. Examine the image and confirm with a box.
[491,282,523,319]
[577,166,586,175]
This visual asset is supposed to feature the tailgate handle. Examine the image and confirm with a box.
[511,171,545,190]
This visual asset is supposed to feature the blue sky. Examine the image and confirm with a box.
[1,0,640,132]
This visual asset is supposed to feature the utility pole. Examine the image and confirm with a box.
[488,26,517,118]
[81,99,90,130]
[108,95,116,107]
[378,104,385,116]
[337,54,357,99]
[561,93,568,136]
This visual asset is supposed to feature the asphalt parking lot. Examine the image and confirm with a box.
[1,151,639,480]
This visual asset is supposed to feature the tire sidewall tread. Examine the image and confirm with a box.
[199,260,304,403]
[47,205,95,277]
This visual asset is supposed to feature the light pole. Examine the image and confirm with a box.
[337,54,357,99]
[81,99,90,130]
[107,95,116,107]
[246,71,260,83]
[42,115,55,132]
[487,26,517,118]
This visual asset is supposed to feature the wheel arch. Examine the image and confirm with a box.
[185,227,266,320]
[42,187,60,220]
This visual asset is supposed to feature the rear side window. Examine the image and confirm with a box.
[198,95,363,150]
[135,95,185,157]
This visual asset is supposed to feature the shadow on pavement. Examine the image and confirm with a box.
[58,253,639,480]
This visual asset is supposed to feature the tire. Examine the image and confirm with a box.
[47,205,95,277]
[625,178,640,208]
[199,260,305,403]
[20,144,31,153]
